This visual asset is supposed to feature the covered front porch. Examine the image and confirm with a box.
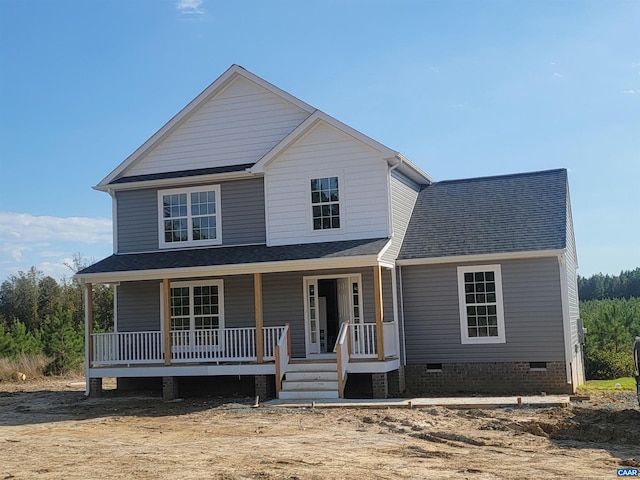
[83,265,401,399]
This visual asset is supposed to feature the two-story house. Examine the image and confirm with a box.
[77,65,584,400]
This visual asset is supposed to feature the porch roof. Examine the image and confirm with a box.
[77,238,390,282]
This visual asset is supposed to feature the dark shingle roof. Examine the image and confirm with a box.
[399,169,567,260]
[78,238,389,275]
[110,163,254,184]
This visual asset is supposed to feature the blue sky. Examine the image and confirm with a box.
[0,0,638,281]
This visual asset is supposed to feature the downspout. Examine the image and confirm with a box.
[398,265,407,366]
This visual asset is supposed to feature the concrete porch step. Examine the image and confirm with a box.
[285,370,338,381]
[278,389,340,400]
[281,380,339,391]
[286,361,337,372]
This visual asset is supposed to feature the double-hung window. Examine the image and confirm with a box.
[457,265,506,344]
[158,185,221,248]
[169,280,225,347]
[310,176,340,230]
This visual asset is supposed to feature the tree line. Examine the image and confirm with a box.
[578,267,640,301]
[578,268,640,379]
[0,258,113,375]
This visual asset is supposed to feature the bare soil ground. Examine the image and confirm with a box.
[0,378,638,480]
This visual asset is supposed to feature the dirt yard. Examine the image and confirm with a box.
[0,378,638,480]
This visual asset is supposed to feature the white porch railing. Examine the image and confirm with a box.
[350,322,398,359]
[274,324,291,397]
[92,331,164,366]
[350,323,377,358]
[334,322,350,398]
[91,326,286,366]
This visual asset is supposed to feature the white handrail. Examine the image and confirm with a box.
[334,321,350,398]
[274,323,291,396]
[263,326,285,360]
[350,323,377,358]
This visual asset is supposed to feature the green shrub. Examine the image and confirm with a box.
[585,348,635,380]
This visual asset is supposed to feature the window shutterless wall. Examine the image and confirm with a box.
[114,177,266,253]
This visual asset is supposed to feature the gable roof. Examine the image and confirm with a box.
[97,64,315,188]
[96,65,433,191]
[398,169,568,261]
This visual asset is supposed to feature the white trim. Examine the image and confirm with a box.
[376,239,394,262]
[157,184,222,249]
[96,170,255,193]
[113,284,118,332]
[167,279,225,331]
[457,264,506,345]
[346,357,400,374]
[398,265,407,366]
[251,111,398,174]
[398,249,566,266]
[302,273,363,357]
[390,266,402,364]
[307,173,345,236]
[558,254,574,386]
[76,255,382,283]
[97,65,314,187]
[111,192,118,254]
[84,283,91,396]
[89,363,276,378]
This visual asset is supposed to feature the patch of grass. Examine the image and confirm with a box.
[579,377,637,392]
[0,354,49,382]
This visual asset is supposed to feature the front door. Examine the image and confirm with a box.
[304,275,362,356]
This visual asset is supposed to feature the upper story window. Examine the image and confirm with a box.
[457,265,506,344]
[311,176,340,230]
[158,185,221,248]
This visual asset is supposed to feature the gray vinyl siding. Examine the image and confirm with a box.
[116,189,158,253]
[117,281,161,332]
[223,275,255,328]
[381,171,420,263]
[401,257,565,363]
[116,177,266,253]
[220,178,266,245]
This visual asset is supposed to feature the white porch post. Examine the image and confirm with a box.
[162,279,171,366]
[373,266,385,361]
[84,282,93,396]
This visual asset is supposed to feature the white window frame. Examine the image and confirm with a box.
[163,279,225,332]
[457,264,506,344]
[307,174,344,235]
[157,185,222,248]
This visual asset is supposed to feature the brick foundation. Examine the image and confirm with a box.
[88,378,103,397]
[372,372,389,399]
[387,366,406,397]
[162,376,179,401]
[254,375,269,400]
[405,362,571,395]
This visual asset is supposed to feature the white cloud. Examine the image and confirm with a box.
[0,212,111,245]
[622,89,637,95]
[553,72,563,78]
[176,0,204,15]
[0,213,112,281]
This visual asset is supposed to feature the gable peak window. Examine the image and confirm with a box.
[158,185,221,248]
[457,265,506,344]
[311,176,340,230]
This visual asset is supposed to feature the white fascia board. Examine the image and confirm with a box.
[88,363,276,378]
[396,249,566,266]
[393,153,434,185]
[76,255,383,284]
[251,110,398,174]
[98,65,315,187]
[94,170,256,193]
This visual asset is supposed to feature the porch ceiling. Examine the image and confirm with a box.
[77,238,390,282]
